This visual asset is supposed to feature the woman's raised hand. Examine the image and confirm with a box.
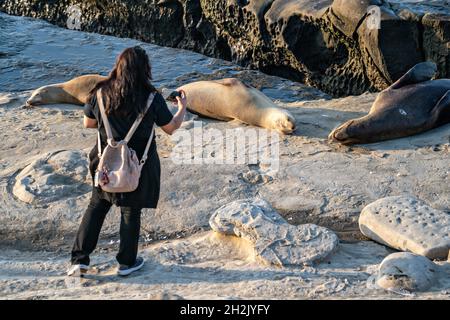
[176,89,187,110]
[162,89,188,135]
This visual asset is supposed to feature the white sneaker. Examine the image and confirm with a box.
[67,264,89,277]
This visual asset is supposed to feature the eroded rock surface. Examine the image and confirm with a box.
[13,150,90,204]
[0,0,449,96]
[359,196,450,259]
[209,199,339,266]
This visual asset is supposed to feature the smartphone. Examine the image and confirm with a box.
[166,90,181,102]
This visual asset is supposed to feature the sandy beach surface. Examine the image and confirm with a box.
[1,13,450,300]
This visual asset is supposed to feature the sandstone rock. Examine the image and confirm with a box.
[265,0,337,74]
[209,199,338,266]
[2,0,450,97]
[13,150,90,204]
[329,0,383,38]
[375,252,437,292]
[265,0,331,26]
[422,13,450,78]
[357,6,422,86]
[359,196,450,259]
[238,170,273,184]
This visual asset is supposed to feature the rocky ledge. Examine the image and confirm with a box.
[0,0,449,96]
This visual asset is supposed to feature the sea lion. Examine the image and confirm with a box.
[167,78,296,134]
[329,61,450,145]
[26,74,107,107]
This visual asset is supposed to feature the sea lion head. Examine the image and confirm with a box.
[329,119,368,145]
[273,110,296,135]
[26,86,52,107]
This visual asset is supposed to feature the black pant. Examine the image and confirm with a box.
[71,190,142,266]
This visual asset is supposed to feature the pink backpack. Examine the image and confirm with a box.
[94,89,156,193]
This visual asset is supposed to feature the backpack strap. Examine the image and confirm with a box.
[97,130,102,158]
[137,93,157,167]
[95,89,110,158]
[124,93,155,144]
[97,89,115,146]
[139,122,156,167]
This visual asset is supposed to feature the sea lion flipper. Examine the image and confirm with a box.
[390,61,437,90]
[432,90,450,126]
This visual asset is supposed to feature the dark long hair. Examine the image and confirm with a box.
[89,46,157,116]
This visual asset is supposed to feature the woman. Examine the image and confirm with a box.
[68,46,187,277]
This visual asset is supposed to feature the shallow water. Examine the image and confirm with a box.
[390,0,447,2]
[388,0,450,14]
[0,13,328,103]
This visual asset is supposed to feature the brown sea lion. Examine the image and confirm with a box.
[26,74,107,107]
[167,78,296,134]
[329,62,450,145]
